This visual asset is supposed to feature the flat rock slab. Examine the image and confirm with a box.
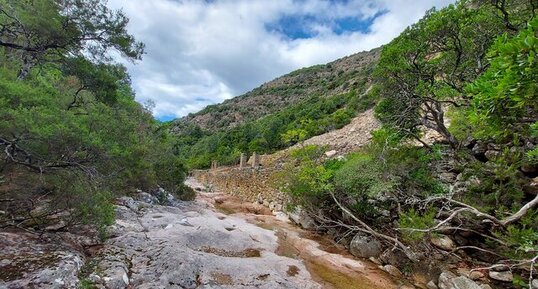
[91,196,322,289]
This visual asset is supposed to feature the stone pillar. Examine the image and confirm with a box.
[252,152,260,168]
[211,160,218,170]
[240,153,247,168]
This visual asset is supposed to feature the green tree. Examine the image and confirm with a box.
[0,0,144,79]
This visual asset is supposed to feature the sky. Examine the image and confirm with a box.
[107,0,455,121]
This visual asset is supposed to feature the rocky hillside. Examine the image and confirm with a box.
[172,48,380,133]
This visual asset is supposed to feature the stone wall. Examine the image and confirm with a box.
[191,166,288,211]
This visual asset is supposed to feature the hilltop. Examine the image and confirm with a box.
[171,48,380,133]
[171,48,381,168]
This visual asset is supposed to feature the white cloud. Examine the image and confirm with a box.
[107,0,455,119]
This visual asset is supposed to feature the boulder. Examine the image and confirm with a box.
[438,272,482,289]
[488,270,513,282]
[287,207,316,230]
[451,276,482,289]
[431,235,456,251]
[438,272,457,289]
[479,285,492,289]
[349,233,383,258]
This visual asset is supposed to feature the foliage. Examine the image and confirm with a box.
[374,0,534,148]
[0,1,185,235]
[0,0,144,78]
[177,90,369,169]
[398,208,436,243]
[468,17,538,141]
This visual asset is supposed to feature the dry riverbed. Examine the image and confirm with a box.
[0,177,402,289]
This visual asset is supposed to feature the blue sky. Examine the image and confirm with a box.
[107,0,455,121]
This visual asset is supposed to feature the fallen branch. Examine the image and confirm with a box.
[501,194,538,226]
[329,191,419,261]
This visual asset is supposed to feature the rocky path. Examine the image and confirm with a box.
[1,178,400,289]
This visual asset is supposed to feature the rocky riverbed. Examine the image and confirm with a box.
[0,177,400,289]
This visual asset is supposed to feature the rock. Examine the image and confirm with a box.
[531,279,538,289]
[468,271,484,281]
[484,150,500,160]
[431,235,456,251]
[439,172,457,183]
[438,272,482,289]
[287,207,316,230]
[349,233,383,258]
[274,203,283,212]
[382,265,403,278]
[451,276,482,289]
[256,193,263,204]
[523,177,538,195]
[471,142,487,156]
[117,197,139,211]
[479,285,492,289]
[488,270,513,282]
[325,150,337,157]
[438,272,457,289]
[135,192,158,204]
[368,257,382,265]
[178,218,194,227]
[427,280,439,289]
[521,164,538,174]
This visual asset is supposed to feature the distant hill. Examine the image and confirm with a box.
[170,47,382,168]
[171,48,380,133]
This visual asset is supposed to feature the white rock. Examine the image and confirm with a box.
[431,235,456,251]
[488,271,513,282]
[325,150,337,157]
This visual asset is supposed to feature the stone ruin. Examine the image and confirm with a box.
[239,152,260,169]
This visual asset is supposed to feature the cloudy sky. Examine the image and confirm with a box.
[108,0,454,121]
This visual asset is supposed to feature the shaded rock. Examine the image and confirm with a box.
[484,150,500,161]
[479,285,492,289]
[135,192,158,204]
[488,271,513,282]
[431,235,456,251]
[349,233,382,258]
[523,177,538,195]
[117,197,139,212]
[522,164,538,175]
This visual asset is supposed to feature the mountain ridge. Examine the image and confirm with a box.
[171,47,381,133]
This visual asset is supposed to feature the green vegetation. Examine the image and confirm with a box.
[174,89,377,168]
[278,0,538,278]
[0,0,186,235]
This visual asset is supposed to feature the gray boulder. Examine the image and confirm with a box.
[488,270,513,282]
[349,233,383,258]
[438,272,482,289]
